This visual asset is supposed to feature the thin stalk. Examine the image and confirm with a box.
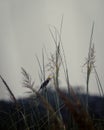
[0,75,17,104]
[93,65,104,97]
[49,25,63,121]
[36,55,44,81]
[42,49,50,130]
[20,112,30,130]
[86,22,95,111]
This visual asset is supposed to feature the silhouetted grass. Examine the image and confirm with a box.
[0,22,104,130]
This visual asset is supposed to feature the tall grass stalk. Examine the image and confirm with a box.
[83,22,95,112]
[93,65,104,97]
[36,49,51,129]
[42,49,50,129]
[0,75,17,104]
[49,26,63,121]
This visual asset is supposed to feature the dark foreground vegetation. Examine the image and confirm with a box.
[0,89,104,130]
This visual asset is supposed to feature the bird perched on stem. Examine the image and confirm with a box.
[38,76,51,92]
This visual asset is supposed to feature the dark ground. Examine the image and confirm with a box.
[0,89,104,130]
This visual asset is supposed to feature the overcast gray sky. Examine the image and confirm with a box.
[0,0,104,99]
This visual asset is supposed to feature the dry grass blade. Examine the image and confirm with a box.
[0,75,17,104]
[21,67,34,89]
[35,55,44,81]
[57,88,95,130]
[42,49,46,81]
[93,66,104,97]
[82,22,95,111]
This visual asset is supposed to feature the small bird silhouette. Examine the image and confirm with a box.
[38,76,51,92]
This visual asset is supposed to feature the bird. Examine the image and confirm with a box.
[38,76,51,92]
